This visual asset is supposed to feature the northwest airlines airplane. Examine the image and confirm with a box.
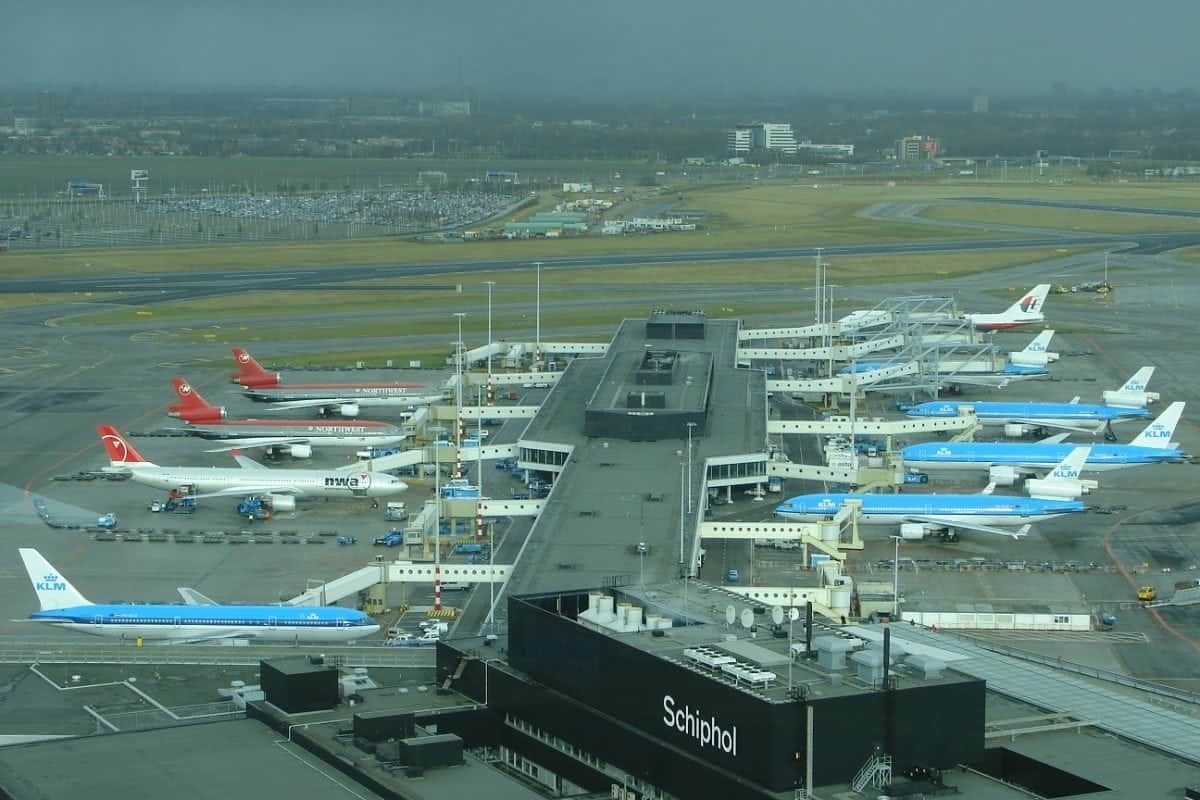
[167,378,406,457]
[19,548,379,643]
[231,348,445,417]
[97,424,406,511]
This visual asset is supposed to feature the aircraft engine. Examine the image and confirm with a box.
[1009,351,1050,368]
[182,406,225,424]
[338,403,360,418]
[266,494,296,512]
[287,443,313,459]
[1026,477,1094,500]
[1103,389,1160,409]
[898,523,930,540]
[1003,423,1032,438]
[988,465,1020,486]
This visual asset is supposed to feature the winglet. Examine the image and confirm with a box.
[19,549,91,611]
[980,482,996,495]
[1012,524,1031,540]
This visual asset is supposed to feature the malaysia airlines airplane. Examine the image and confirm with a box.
[98,424,406,510]
[902,402,1187,480]
[19,549,379,643]
[231,348,445,416]
[774,478,1085,540]
[965,285,1051,331]
[167,378,406,457]
[838,284,1051,333]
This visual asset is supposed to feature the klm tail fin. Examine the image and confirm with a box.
[1049,447,1091,481]
[1130,402,1185,449]
[19,549,91,611]
[1022,329,1055,354]
[1120,366,1155,394]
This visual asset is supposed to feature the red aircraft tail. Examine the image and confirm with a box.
[230,348,280,387]
[96,424,153,465]
[168,377,225,423]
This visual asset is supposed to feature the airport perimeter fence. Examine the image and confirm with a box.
[0,190,527,252]
[0,644,435,668]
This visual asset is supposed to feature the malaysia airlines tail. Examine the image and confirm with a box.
[1129,402,1185,449]
[230,348,280,387]
[168,377,225,422]
[97,424,155,467]
[19,549,91,611]
[969,284,1051,330]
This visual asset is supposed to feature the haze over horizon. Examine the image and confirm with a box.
[4,0,1197,95]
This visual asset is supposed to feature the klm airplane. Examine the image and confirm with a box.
[19,549,380,643]
[774,490,1082,540]
[903,402,1186,479]
[905,399,1150,439]
[904,367,1160,439]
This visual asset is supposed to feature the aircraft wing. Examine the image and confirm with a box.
[205,437,309,453]
[177,588,218,606]
[941,375,1011,389]
[1023,421,1103,436]
[258,398,357,410]
[907,515,1031,540]
[231,452,269,469]
[186,486,304,501]
[1037,432,1074,444]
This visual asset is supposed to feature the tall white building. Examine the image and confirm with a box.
[726,122,798,156]
[726,127,753,156]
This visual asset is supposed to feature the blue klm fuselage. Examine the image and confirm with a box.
[775,493,1083,525]
[903,441,1183,472]
[906,400,1150,428]
[31,603,379,642]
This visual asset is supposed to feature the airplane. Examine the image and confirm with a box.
[904,366,1160,439]
[964,284,1051,331]
[231,348,444,417]
[902,402,1187,484]
[1007,329,1058,367]
[774,485,1084,540]
[837,284,1051,333]
[167,377,407,457]
[97,424,406,511]
[844,359,1047,389]
[18,548,379,643]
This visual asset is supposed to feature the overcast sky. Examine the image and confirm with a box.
[5,0,1196,94]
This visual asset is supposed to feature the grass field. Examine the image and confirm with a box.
[921,201,1200,233]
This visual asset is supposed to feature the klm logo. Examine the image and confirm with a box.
[1144,426,1171,439]
[36,573,66,592]
[1052,467,1079,479]
[1127,383,1146,391]
[936,447,952,456]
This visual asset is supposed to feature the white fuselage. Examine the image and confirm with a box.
[121,465,404,498]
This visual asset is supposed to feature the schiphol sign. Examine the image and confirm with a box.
[662,695,737,756]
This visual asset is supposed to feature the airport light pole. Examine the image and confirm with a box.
[534,261,542,370]
[434,428,443,612]
[454,312,466,461]
[686,422,697,514]
[891,535,901,619]
[679,461,687,571]
[483,281,496,378]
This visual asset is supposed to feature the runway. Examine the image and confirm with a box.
[4,231,1200,305]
